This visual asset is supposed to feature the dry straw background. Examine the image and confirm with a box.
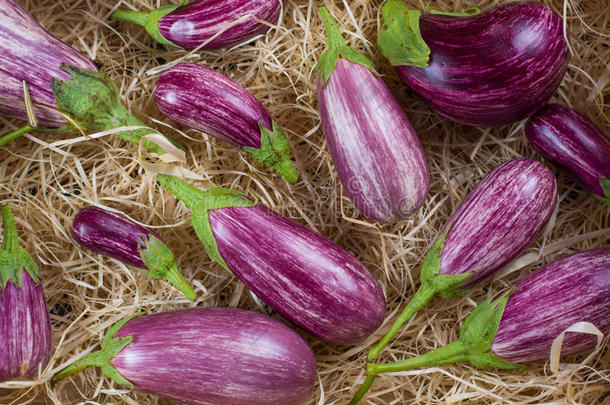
[0,0,609,404]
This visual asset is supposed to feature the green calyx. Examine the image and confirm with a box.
[156,174,257,271]
[52,311,145,387]
[426,8,481,16]
[242,122,299,183]
[50,63,184,155]
[111,2,185,47]
[0,205,40,290]
[377,0,430,67]
[138,235,196,301]
[317,6,377,85]
[595,177,610,206]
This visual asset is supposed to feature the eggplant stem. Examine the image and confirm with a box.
[0,125,33,148]
[1,205,20,253]
[164,265,196,301]
[111,3,184,47]
[319,6,346,52]
[348,374,377,405]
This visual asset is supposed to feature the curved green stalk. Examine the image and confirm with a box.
[426,8,481,16]
[0,125,33,148]
[596,177,610,206]
[111,2,185,47]
[0,205,40,289]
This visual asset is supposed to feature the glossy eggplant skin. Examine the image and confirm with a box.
[0,0,97,127]
[392,2,568,127]
[525,104,610,197]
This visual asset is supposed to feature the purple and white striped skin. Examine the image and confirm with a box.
[525,104,610,200]
[0,206,52,382]
[0,0,97,127]
[379,1,568,127]
[112,0,282,50]
[492,248,610,363]
[54,308,316,405]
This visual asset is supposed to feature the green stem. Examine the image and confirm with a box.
[368,341,468,375]
[349,374,377,405]
[111,3,183,47]
[111,9,150,26]
[319,6,346,53]
[156,174,206,209]
[52,349,108,382]
[164,265,196,301]
[1,205,19,253]
[368,285,436,361]
[0,125,33,148]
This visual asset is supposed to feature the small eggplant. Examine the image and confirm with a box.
[156,174,386,345]
[0,205,52,382]
[525,104,610,205]
[368,158,557,361]
[317,7,429,221]
[155,63,298,182]
[0,0,180,155]
[112,0,282,50]
[53,307,317,405]
[377,1,568,127]
[72,206,195,300]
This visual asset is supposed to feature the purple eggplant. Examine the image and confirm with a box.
[368,158,557,361]
[112,0,282,50]
[53,307,316,405]
[156,174,386,345]
[155,63,298,182]
[0,0,180,154]
[377,1,568,127]
[351,248,610,404]
[525,104,610,205]
[0,205,52,382]
[317,7,429,222]
[72,206,195,300]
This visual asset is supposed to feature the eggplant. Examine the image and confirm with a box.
[112,0,282,50]
[377,1,568,127]
[368,158,557,361]
[351,248,610,404]
[525,104,610,205]
[0,0,180,154]
[155,63,298,182]
[72,206,195,300]
[156,174,386,345]
[317,7,429,222]
[0,205,52,382]
[53,307,316,405]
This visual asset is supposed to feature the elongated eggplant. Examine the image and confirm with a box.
[53,307,316,405]
[377,1,568,127]
[525,104,610,205]
[155,63,298,182]
[156,174,386,345]
[72,206,195,300]
[0,205,52,382]
[350,248,610,404]
[317,7,429,222]
[112,0,282,50]
[0,0,180,155]
[368,158,557,361]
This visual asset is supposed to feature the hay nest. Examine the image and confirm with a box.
[0,0,608,404]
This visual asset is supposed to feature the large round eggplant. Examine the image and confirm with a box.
[0,205,52,382]
[368,158,557,361]
[317,7,429,222]
[112,0,282,50]
[525,104,610,204]
[156,174,386,345]
[155,63,298,182]
[53,307,317,405]
[377,1,568,127]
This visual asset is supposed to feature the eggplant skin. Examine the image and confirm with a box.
[209,204,386,345]
[159,0,282,50]
[0,0,97,127]
[112,307,316,405]
[492,249,610,363]
[396,2,568,127]
[318,59,430,222]
[525,104,610,197]
[441,158,557,288]
[0,271,52,382]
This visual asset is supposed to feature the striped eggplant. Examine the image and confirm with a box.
[0,0,180,154]
[53,307,316,405]
[72,206,195,300]
[377,1,568,127]
[525,104,610,205]
[368,158,557,361]
[112,0,282,50]
[317,7,429,222]
[0,205,52,382]
[156,174,386,345]
[155,63,298,182]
